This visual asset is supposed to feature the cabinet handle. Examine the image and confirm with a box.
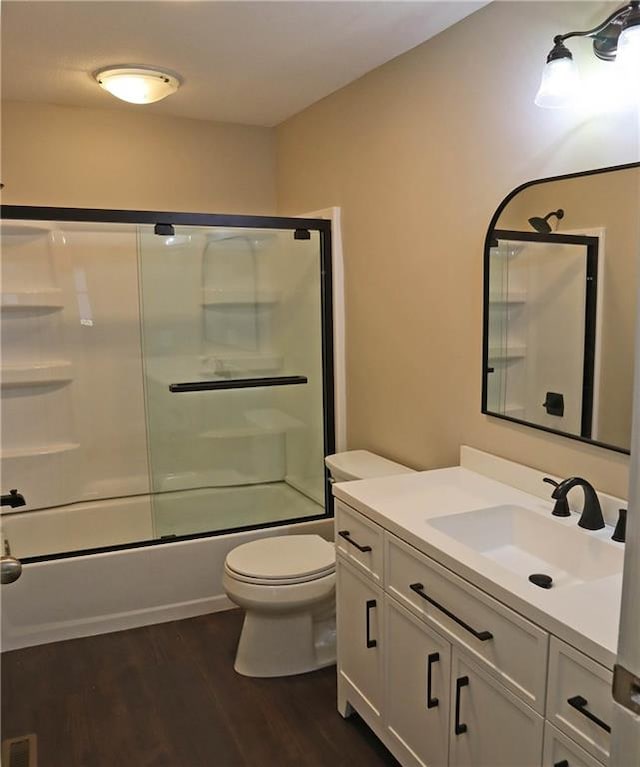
[454,675,469,735]
[365,599,377,649]
[409,583,493,641]
[567,695,611,733]
[554,761,569,767]
[338,530,372,553]
[427,652,440,709]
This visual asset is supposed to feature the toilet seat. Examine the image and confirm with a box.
[225,534,335,586]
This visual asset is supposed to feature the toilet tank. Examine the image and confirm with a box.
[324,450,415,482]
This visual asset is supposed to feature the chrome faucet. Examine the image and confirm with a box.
[551,477,605,530]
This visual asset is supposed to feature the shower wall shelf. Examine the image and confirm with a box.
[200,354,284,374]
[488,345,527,361]
[0,289,64,310]
[1,442,81,460]
[1,362,73,388]
[488,291,527,305]
[201,288,281,305]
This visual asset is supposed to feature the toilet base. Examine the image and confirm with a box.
[234,608,336,678]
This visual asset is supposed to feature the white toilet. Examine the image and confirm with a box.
[223,450,414,678]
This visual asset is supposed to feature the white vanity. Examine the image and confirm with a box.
[333,447,625,767]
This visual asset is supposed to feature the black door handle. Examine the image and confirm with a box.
[409,583,493,641]
[427,652,440,709]
[554,761,569,767]
[454,676,469,735]
[567,695,611,733]
[365,600,377,648]
[338,530,372,553]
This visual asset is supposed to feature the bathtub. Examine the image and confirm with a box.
[1,482,331,651]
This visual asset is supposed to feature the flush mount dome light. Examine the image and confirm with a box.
[535,0,640,108]
[94,66,181,104]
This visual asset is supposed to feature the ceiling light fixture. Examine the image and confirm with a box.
[94,66,181,105]
[535,0,640,108]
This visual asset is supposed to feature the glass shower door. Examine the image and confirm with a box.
[137,224,329,539]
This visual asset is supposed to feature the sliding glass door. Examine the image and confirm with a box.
[138,223,331,538]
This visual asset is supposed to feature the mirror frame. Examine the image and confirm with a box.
[482,161,640,456]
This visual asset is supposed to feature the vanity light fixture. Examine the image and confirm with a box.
[94,66,181,105]
[535,0,640,108]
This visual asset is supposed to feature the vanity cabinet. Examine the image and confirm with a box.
[335,500,613,767]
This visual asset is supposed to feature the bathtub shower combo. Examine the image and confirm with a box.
[0,207,338,649]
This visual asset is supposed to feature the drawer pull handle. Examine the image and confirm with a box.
[338,530,372,553]
[554,761,569,767]
[365,599,377,649]
[567,695,611,733]
[409,583,493,641]
[427,652,440,709]
[454,675,469,735]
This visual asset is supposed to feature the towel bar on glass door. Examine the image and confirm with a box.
[168,375,308,393]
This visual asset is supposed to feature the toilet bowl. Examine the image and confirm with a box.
[223,450,414,678]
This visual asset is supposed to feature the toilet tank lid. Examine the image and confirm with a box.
[325,450,415,481]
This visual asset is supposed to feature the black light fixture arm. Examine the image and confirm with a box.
[554,1,638,45]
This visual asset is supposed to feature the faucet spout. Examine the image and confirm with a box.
[551,477,604,530]
[1,490,26,509]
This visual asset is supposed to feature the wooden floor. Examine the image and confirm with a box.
[1,609,399,767]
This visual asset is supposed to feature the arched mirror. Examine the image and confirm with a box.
[482,162,640,455]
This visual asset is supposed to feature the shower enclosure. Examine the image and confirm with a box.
[0,207,335,566]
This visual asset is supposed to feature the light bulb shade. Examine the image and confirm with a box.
[616,23,640,81]
[535,56,580,108]
[95,66,180,104]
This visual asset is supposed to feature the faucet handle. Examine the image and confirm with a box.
[543,477,571,517]
[612,509,627,543]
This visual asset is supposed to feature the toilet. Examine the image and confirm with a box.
[223,450,415,678]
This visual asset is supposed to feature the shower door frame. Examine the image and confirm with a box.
[0,205,336,562]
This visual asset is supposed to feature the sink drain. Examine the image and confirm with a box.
[529,573,553,589]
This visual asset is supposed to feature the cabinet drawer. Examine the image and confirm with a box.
[335,501,384,583]
[547,638,612,764]
[543,721,604,767]
[386,533,548,713]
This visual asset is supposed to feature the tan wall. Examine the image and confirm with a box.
[1,101,276,213]
[276,1,639,497]
[499,169,640,449]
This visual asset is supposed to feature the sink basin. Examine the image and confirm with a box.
[427,505,623,589]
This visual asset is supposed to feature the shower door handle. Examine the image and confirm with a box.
[169,375,308,393]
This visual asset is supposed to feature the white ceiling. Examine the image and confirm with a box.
[1,1,487,127]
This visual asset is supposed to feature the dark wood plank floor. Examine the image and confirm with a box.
[1,609,399,767]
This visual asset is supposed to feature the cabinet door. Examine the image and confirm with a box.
[336,557,384,723]
[385,596,451,767]
[449,649,544,767]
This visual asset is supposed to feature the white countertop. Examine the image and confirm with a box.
[333,465,623,670]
